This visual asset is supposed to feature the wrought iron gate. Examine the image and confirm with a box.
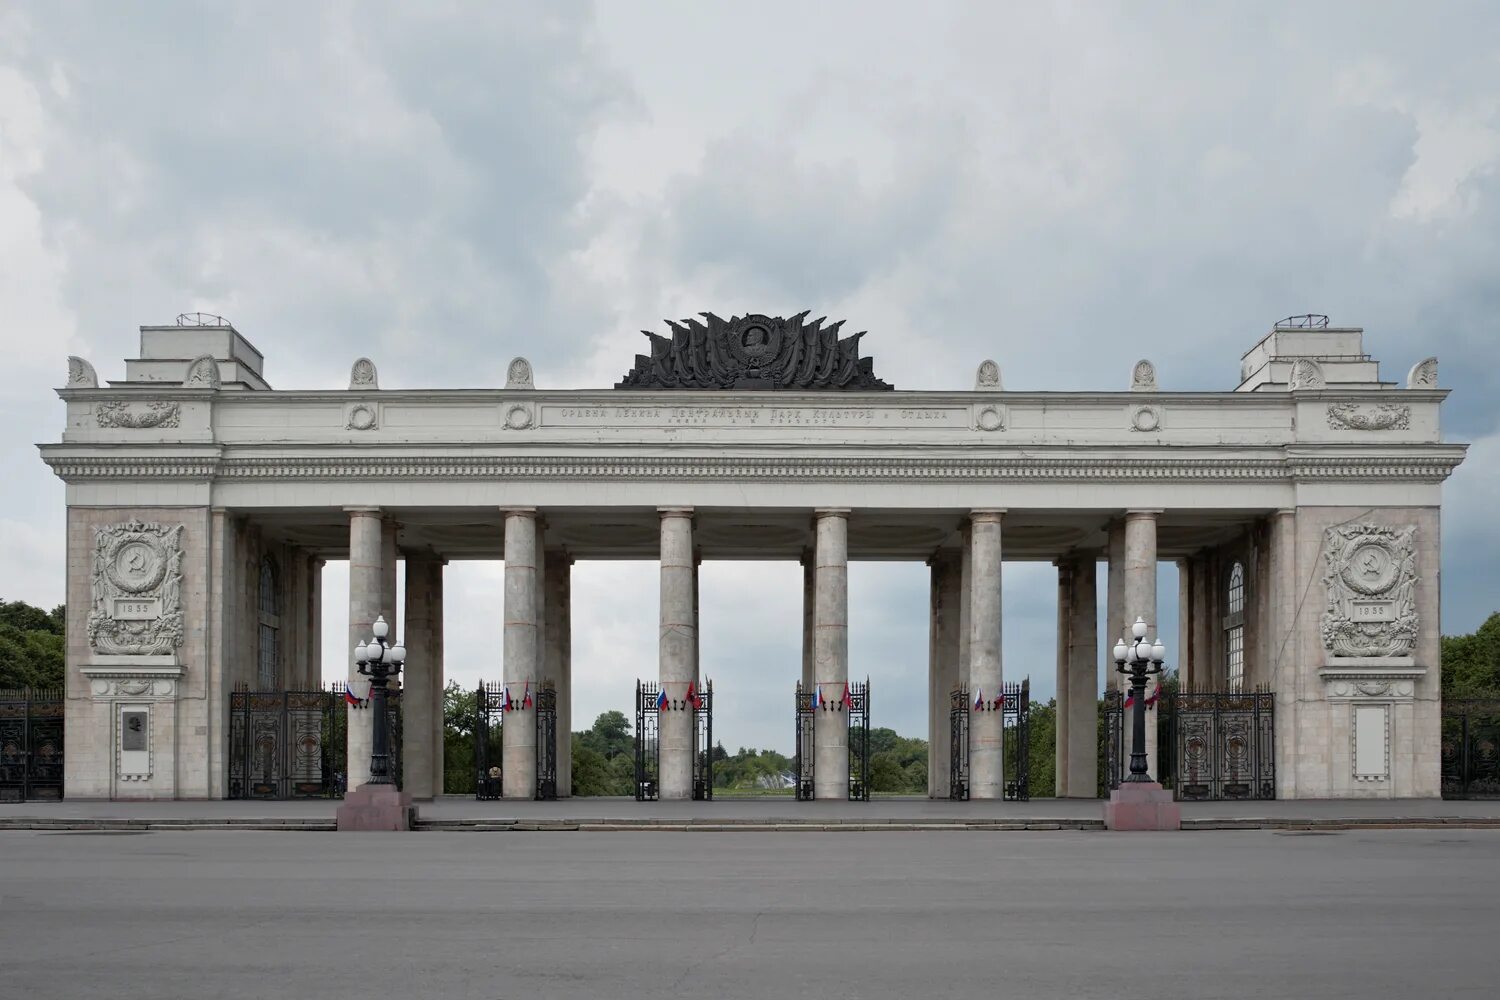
[635,680,660,801]
[1442,697,1500,799]
[474,681,503,799]
[693,680,714,801]
[228,685,356,799]
[1104,688,1275,801]
[1175,690,1274,801]
[848,679,870,801]
[535,683,557,800]
[794,681,815,801]
[0,689,64,802]
[1002,679,1030,802]
[949,686,969,800]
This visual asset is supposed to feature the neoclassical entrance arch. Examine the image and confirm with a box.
[41,314,1463,800]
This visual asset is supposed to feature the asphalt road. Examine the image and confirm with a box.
[1,829,1496,999]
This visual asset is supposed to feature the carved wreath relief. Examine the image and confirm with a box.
[96,401,181,429]
[1321,523,1418,658]
[1326,403,1411,431]
[88,521,186,656]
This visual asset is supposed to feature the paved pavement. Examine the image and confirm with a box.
[1,827,1496,999]
[7,794,1500,822]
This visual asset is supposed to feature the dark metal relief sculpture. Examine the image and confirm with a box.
[615,312,894,390]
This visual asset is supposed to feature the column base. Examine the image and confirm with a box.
[336,783,416,831]
[1102,783,1180,831]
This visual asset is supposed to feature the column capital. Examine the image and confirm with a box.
[1123,508,1164,520]
[969,508,1006,523]
[343,505,383,515]
[499,506,538,518]
[658,505,695,518]
[814,507,851,519]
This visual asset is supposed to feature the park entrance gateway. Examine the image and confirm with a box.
[39,312,1464,801]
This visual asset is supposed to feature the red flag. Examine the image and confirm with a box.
[522,680,533,709]
[1146,681,1162,707]
[686,681,699,709]
[1123,687,1136,709]
[841,681,851,708]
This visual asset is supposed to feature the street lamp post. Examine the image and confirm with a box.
[1113,616,1165,784]
[354,615,405,786]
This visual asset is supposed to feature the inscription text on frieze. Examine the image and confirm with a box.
[543,403,966,429]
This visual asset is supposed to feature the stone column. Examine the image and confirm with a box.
[958,523,973,688]
[968,510,1005,799]
[1124,509,1161,775]
[345,507,384,790]
[502,508,539,800]
[381,517,399,640]
[1268,510,1298,799]
[813,509,850,800]
[1106,520,1126,691]
[307,556,324,690]
[430,560,446,796]
[801,550,815,692]
[658,508,698,800]
[402,554,439,800]
[545,549,573,797]
[1176,558,1192,689]
[1190,552,1213,689]
[928,550,962,797]
[1063,555,1099,797]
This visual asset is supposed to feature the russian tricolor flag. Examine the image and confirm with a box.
[343,686,360,708]
[656,686,668,711]
[811,684,822,710]
[973,687,984,710]
[501,684,512,711]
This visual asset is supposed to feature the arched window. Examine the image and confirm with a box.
[1225,561,1246,692]
[258,557,280,689]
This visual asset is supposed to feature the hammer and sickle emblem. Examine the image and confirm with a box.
[126,549,149,574]
[1359,551,1381,576]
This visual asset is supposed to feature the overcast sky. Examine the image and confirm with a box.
[2,2,1496,754]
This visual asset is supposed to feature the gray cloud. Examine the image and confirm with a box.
[3,1,1496,753]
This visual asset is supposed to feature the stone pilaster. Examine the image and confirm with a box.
[544,549,573,797]
[429,559,445,796]
[346,507,384,790]
[967,510,1004,799]
[658,508,697,800]
[501,508,539,800]
[1106,519,1126,691]
[1063,555,1099,797]
[401,554,440,800]
[958,523,972,688]
[1268,509,1299,799]
[813,509,850,800]
[928,549,962,797]
[801,550,815,691]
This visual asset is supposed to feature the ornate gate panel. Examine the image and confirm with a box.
[1442,697,1500,799]
[535,683,557,800]
[1175,690,1275,801]
[949,687,969,800]
[0,689,64,802]
[693,680,713,801]
[1102,689,1124,793]
[228,686,350,800]
[635,680,660,801]
[1002,679,1030,802]
[475,681,503,800]
[794,682,815,801]
[848,680,870,801]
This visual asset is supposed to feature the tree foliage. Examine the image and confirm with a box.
[1442,612,1500,698]
[0,599,65,690]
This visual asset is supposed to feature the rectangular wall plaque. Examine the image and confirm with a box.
[112,598,162,621]
[1353,704,1389,780]
[121,711,148,751]
[1351,600,1396,623]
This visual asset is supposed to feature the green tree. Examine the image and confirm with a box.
[442,681,478,793]
[1025,700,1057,798]
[570,711,637,795]
[1442,613,1500,697]
[0,599,65,690]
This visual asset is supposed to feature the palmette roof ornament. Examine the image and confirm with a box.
[1407,357,1438,388]
[67,356,99,388]
[349,358,378,390]
[975,360,1002,391]
[615,311,893,391]
[1130,360,1158,392]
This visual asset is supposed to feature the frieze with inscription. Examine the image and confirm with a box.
[543,403,967,429]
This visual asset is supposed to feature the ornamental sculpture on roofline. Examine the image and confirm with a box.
[615,311,894,390]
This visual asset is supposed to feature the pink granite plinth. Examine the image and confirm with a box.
[1102,782,1181,831]
[336,783,416,831]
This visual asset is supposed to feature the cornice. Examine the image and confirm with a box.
[35,450,1465,484]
